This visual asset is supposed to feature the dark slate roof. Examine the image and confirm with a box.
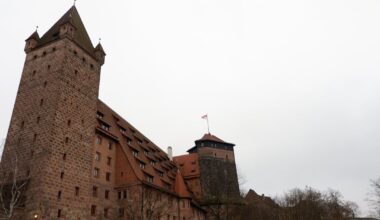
[25,31,40,41]
[37,6,95,56]
[195,133,235,146]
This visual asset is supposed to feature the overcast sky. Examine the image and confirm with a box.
[1,0,380,216]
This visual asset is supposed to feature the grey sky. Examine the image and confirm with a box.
[1,0,380,216]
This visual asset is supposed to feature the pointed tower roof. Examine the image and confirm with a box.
[95,43,106,55]
[37,6,95,56]
[195,133,235,146]
[25,31,40,41]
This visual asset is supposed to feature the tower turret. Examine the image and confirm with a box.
[24,31,39,53]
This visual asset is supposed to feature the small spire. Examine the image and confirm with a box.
[99,38,101,43]
[73,0,77,6]
[35,26,39,32]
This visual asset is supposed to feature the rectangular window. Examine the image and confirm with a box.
[150,160,156,166]
[118,191,122,199]
[95,152,101,161]
[144,150,149,156]
[132,150,139,157]
[96,136,102,144]
[123,190,127,199]
[106,172,111,181]
[118,208,125,217]
[91,205,96,216]
[107,157,111,165]
[57,191,62,200]
[93,168,99,177]
[104,208,108,218]
[57,209,62,218]
[75,187,79,196]
[108,141,113,150]
[105,190,109,199]
[139,162,145,169]
[93,186,98,197]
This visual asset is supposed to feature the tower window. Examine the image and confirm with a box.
[91,205,96,216]
[90,64,94,69]
[106,172,111,181]
[63,153,67,160]
[104,208,108,218]
[47,65,51,70]
[73,50,77,55]
[82,57,86,63]
[57,209,62,218]
[36,117,40,124]
[65,137,69,144]
[75,187,79,196]
[57,191,62,200]
[107,157,111,165]
[118,208,124,217]
[44,81,47,88]
[105,190,109,199]
[42,51,46,56]
[74,70,78,76]
[39,99,44,106]
[96,136,102,144]
[33,134,37,143]
[95,152,100,161]
[60,172,64,179]
[52,47,56,52]
[67,120,71,126]
[21,121,24,129]
[108,141,113,150]
[93,168,99,178]
[92,186,98,197]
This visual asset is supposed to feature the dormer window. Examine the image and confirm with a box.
[132,150,139,157]
[126,138,132,145]
[137,139,142,145]
[144,150,149,156]
[101,123,110,131]
[139,162,146,169]
[120,127,126,134]
[146,175,153,183]
[150,161,156,166]
[158,171,163,177]
[96,112,104,119]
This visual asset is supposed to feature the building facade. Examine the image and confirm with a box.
[0,6,239,220]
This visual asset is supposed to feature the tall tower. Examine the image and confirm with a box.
[1,6,105,219]
[174,133,240,212]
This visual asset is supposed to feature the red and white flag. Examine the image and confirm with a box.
[201,114,208,119]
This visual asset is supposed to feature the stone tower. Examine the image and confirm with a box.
[190,134,240,203]
[174,133,240,208]
[0,6,105,219]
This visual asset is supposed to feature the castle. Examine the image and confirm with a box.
[0,5,240,219]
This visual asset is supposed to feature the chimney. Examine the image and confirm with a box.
[167,146,173,160]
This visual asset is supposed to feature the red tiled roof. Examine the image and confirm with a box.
[174,170,191,198]
[97,100,180,191]
[173,153,200,178]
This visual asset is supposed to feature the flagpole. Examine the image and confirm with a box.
[207,116,210,134]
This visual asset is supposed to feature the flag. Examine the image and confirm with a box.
[201,114,208,119]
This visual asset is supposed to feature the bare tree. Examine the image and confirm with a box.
[368,178,380,218]
[0,140,29,219]
[125,185,170,220]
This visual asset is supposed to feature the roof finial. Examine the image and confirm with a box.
[99,38,102,43]
[73,0,76,6]
[36,26,39,32]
